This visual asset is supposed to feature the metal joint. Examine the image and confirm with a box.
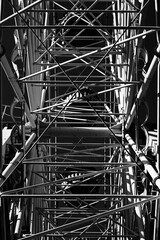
[152,175,160,187]
[154,47,160,58]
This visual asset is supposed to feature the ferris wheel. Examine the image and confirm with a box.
[0,0,160,239]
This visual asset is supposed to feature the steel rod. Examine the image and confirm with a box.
[23,162,136,166]
[0,25,159,29]
[157,60,160,170]
[0,133,36,187]
[19,80,140,84]
[0,0,43,25]
[37,142,120,146]
[27,9,138,13]
[1,194,154,198]
[40,126,121,138]
[19,30,155,81]
[14,194,160,240]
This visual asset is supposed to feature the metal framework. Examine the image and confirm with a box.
[0,0,160,239]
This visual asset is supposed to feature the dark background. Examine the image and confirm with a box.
[1,1,15,104]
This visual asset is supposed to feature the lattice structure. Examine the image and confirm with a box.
[0,1,160,240]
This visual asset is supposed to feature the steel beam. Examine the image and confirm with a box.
[9,194,160,240]
[40,126,121,138]
[0,25,159,30]
[0,0,43,25]
[18,30,154,81]
[1,193,156,199]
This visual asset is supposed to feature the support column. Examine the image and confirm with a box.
[153,50,160,240]
[0,197,10,240]
[157,57,160,171]
[0,44,5,173]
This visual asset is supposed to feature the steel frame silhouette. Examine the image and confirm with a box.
[0,1,160,239]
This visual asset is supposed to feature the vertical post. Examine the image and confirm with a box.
[0,4,7,239]
[0,56,2,173]
[0,2,1,173]
[0,44,5,173]
[0,196,11,240]
[153,52,160,240]
[157,59,160,171]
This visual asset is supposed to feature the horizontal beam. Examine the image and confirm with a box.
[19,29,155,81]
[22,161,134,165]
[37,121,107,125]
[47,234,136,238]
[1,194,154,198]
[47,0,118,1]
[40,126,121,138]
[28,84,129,87]
[22,161,135,166]
[20,80,140,84]
[8,194,160,240]
[36,112,126,116]
[36,142,120,146]
[27,9,138,13]
[35,63,129,66]
[1,25,160,29]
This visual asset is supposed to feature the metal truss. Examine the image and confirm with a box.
[0,0,160,239]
